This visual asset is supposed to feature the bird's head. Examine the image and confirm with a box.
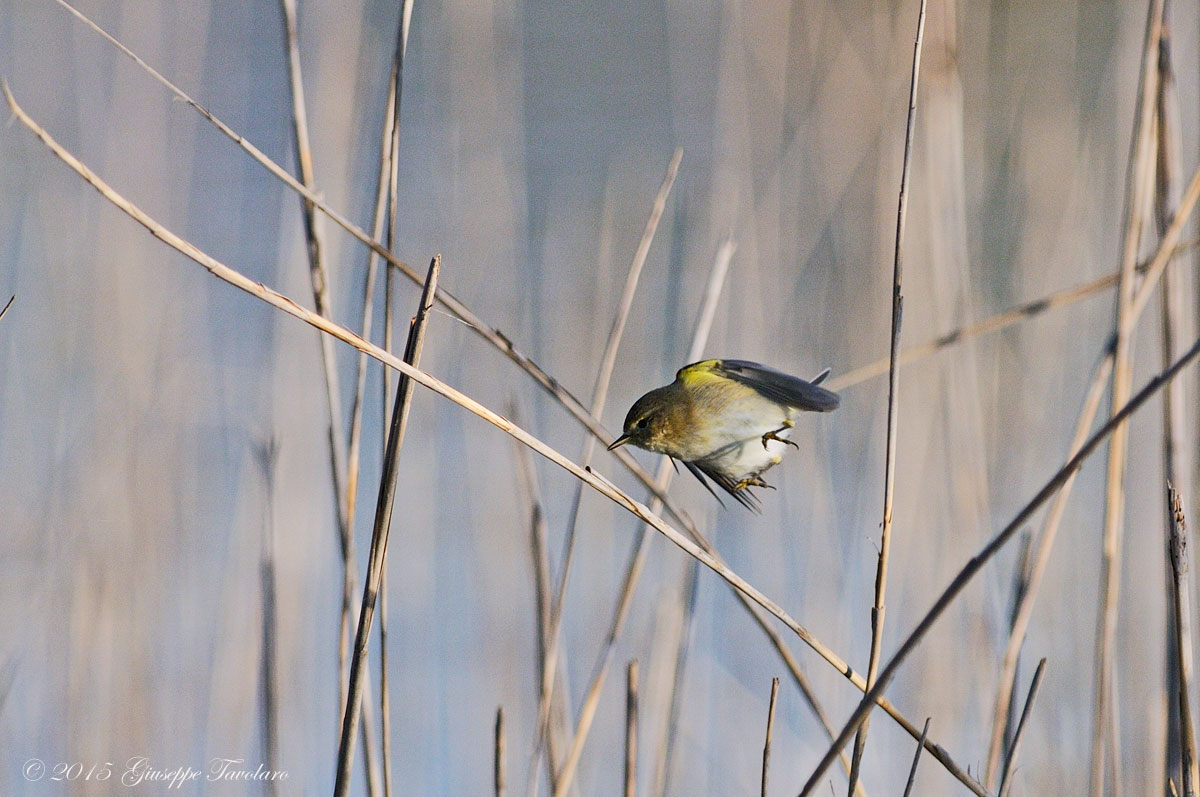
[607,386,685,455]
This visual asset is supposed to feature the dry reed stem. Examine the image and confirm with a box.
[0,295,13,323]
[1168,485,1198,797]
[46,0,709,540]
[334,256,441,796]
[799,330,1200,795]
[345,72,397,562]
[497,706,507,797]
[529,150,681,797]
[986,136,1200,789]
[625,661,639,797]
[1157,6,1185,787]
[5,89,977,795]
[1157,8,1195,788]
[276,3,384,790]
[825,251,1198,394]
[338,49,399,797]
[549,235,727,797]
[762,677,780,797]
[277,0,359,730]
[900,718,930,797]
[510,407,572,793]
[849,1,925,790]
[378,5,413,791]
[998,658,1047,797]
[1092,5,1164,793]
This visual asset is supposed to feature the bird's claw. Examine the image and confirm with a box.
[761,425,798,450]
[734,476,773,491]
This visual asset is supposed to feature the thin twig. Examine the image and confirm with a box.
[998,659,1047,797]
[762,678,780,797]
[496,706,507,797]
[625,661,639,797]
[798,330,1200,795]
[1092,5,1164,793]
[529,149,681,797]
[900,718,931,797]
[334,257,441,797]
[848,2,925,791]
[5,90,980,796]
[1168,485,1198,797]
[0,295,13,323]
[825,248,1200,393]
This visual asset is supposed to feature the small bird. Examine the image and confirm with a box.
[608,359,839,511]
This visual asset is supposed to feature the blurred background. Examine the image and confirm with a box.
[3,0,1199,794]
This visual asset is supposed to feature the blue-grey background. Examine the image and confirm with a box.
[2,1,1199,794]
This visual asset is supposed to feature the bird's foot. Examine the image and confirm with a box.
[734,476,774,491]
[761,422,797,450]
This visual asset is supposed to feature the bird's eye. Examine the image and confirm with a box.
[636,417,649,429]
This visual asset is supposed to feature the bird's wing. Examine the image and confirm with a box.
[682,459,761,513]
[707,359,840,412]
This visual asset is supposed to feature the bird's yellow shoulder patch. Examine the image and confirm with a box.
[675,359,726,385]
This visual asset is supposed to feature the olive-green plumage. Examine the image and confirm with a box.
[609,359,839,511]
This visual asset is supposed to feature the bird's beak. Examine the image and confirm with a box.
[607,434,632,451]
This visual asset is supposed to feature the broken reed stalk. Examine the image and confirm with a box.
[1092,5,1165,794]
[625,661,638,797]
[528,150,682,797]
[849,1,925,791]
[496,707,507,797]
[1168,485,1199,797]
[762,677,780,797]
[334,257,441,797]
[4,85,982,797]
[998,658,1047,797]
[1157,6,1193,790]
[900,718,931,797]
[798,330,1200,796]
[986,127,1200,788]
[509,406,572,793]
